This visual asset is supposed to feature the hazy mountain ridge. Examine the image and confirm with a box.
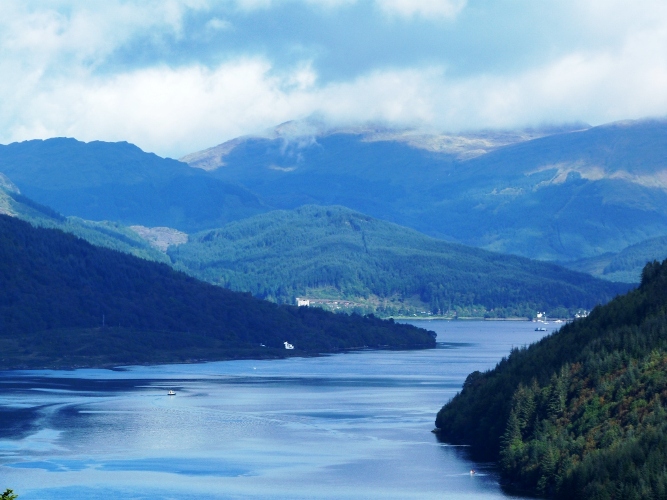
[3,119,667,267]
[0,186,170,264]
[182,118,667,262]
[563,234,667,283]
[0,138,267,232]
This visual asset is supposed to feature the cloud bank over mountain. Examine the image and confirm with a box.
[1,0,666,157]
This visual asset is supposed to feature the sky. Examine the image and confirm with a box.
[1,0,667,158]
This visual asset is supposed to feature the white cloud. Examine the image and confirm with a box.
[6,27,667,159]
[374,0,467,19]
[0,1,208,75]
[231,0,467,19]
[2,0,667,157]
[205,17,233,31]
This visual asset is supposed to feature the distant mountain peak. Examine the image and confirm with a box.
[180,121,592,171]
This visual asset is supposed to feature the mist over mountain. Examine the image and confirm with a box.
[186,119,667,262]
[2,119,667,271]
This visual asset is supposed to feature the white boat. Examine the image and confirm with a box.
[167,390,176,396]
[284,341,295,350]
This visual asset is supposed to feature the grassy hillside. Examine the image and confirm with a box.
[0,214,435,369]
[435,260,667,498]
[167,205,630,318]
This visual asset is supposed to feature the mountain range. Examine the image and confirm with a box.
[3,119,667,269]
[0,138,265,232]
[187,119,667,263]
[0,166,630,318]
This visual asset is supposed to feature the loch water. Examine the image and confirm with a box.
[0,320,553,499]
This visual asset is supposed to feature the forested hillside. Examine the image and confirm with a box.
[435,260,667,498]
[1,183,627,319]
[0,215,434,368]
[563,234,667,284]
[168,206,629,318]
[0,186,168,263]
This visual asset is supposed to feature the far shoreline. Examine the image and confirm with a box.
[394,316,532,321]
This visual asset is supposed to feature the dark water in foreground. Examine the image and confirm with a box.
[0,320,554,499]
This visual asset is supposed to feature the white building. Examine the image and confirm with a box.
[296,298,310,307]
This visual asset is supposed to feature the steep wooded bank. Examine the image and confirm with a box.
[168,205,630,318]
[0,215,434,369]
[435,260,667,499]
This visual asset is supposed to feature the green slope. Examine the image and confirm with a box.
[435,260,667,498]
[167,205,630,318]
[0,214,434,369]
[563,234,667,283]
[0,186,168,264]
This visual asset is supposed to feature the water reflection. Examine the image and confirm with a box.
[0,320,549,499]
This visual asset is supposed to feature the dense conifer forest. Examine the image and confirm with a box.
[1,187,628,319]
[435,259,667,499]
[168,205,630,318]
[0,215,434,368]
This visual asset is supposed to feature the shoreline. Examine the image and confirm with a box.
[393,316,531,321]
[0,342,437,372]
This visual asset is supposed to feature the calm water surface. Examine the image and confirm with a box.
[0,320,554,499]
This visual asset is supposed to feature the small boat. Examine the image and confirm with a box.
[535,327,547,332]
[470,469,476,475]
[167,390,176,396]
[284,341,295,350]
